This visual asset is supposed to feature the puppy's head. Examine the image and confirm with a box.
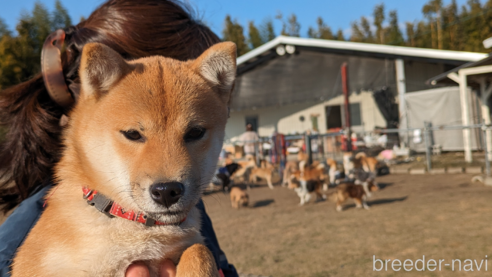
[238,191,249,207]
[368,180,380,192]
[226,163,241,176]
[64,42,236,224]
[288,172,301,189]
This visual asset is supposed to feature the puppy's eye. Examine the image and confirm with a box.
[184,127,206,142]
[121,130,143,141]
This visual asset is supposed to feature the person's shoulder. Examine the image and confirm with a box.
[0,184,52,276]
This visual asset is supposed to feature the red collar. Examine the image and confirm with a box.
[82,187,185,227]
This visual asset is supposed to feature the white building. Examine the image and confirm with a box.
[226,36,486,142]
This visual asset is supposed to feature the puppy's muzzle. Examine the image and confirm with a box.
[150,182,184,208]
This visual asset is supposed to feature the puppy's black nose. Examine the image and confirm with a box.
[150,182,184,208]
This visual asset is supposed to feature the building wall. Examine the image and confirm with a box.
[404,60,448,93]
[225,91,387,141]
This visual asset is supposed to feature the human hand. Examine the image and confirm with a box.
[125,259,176,277]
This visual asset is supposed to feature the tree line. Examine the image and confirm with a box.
[0,0,73,90]
[223,0,492,56]
[2,0,492,90]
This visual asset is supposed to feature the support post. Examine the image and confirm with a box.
[482,125,491,176]
[305,134,313,166]
[395,59,409,147]
[341,62,352,152]
[479,78,492,160]
[423,122,432,172]
[458,71,473,162]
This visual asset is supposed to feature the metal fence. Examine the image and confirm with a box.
[224,124,492,177]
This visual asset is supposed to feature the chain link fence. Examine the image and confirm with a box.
[223,124,492,176]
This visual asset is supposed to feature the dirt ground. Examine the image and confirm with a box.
[203,174,492,277]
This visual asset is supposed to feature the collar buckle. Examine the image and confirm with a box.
[87,193,114,218]
[143,215,156,226]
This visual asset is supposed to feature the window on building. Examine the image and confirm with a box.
[350,103,362,126]
[325,105,342,130]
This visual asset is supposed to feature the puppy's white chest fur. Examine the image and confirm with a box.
[41,206,203,277]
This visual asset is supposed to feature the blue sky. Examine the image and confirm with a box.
[0,0,485,38]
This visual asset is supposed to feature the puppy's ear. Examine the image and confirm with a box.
[193,42,237,102]
[79,43,131,99]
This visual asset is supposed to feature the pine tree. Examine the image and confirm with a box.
[222,15,249,56]
[308,17,333,39]
[259,18,276,42]
[405,22,416,47]
[423,0,443,49]
[52,0,72,30]
[441,0,460,50]
[0,17,10,37]
[248,21,263,49]
[335,29,345,41]
[350,16,373,43]
[0,1,73,90]
[414,21,432,48]
[285,14,301,37]
[461,0,485,52]
[385,10,404,45]
[373,4,385,44]
[360,16,374,42]
[350,21,365,42]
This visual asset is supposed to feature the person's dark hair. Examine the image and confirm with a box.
[0,0,221,213]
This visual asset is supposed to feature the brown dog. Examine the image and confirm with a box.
[331,180,379,212]
[230,187,249,209]
[353,152,379,175]
[282,160,299,187]
[12,42,236,276]
[248,165,276,189]
[288,170,326,205]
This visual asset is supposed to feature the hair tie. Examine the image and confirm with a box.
[41,29,74,108]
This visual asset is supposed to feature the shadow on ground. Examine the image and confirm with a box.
[252,199,274,208]
[343,196,408,210]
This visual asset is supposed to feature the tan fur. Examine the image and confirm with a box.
[233,158,256,181]
[282,161,299,187]
[230,187,249,209]
[332,180,378,212]
[326,158,338,189]
[12,42,237,276]
[249,166,275,189]
[176,244,219,277]
[299,163,328,185]
[288,171,325,205]
[297,151,308,163]
[354,152,378,173]
[326,158,337,169]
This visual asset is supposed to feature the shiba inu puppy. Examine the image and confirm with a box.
[230,187,249,209]
[12,41,236,276]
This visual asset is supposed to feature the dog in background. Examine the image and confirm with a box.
[230,187,249,209]
[288,169,326,206]
[248,161,276,189]
[210,162,241,192]
[282,160,299,187]
[353,152,379,177]
[326,158,344,190]
[329,180,379,211]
